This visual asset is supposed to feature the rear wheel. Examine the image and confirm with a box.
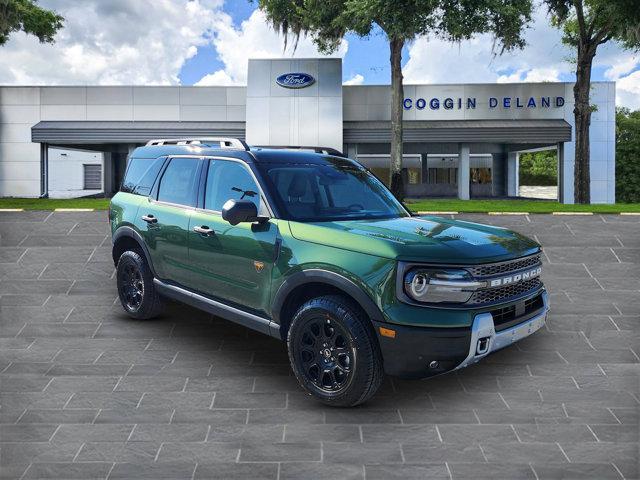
[116,250,162,320]
[287,295,383,407]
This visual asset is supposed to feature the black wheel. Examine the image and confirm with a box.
[287,295,383,407]
[116,250,162,320]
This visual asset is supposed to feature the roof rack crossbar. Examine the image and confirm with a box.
[255,145,347,158]
[146,137,249,150]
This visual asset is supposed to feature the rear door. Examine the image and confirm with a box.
[136,156,203,285]
[186,158,278,315]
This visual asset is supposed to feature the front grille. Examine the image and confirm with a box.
[490,293,545,331]
[467,254,541,278]
[470,277,543,305]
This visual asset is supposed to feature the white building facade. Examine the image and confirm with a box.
[0,58,616,203]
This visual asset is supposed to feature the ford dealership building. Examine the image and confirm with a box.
[0,58,616,203]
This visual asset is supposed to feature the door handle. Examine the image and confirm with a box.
[193,225,214,236]
[141,214,157,224]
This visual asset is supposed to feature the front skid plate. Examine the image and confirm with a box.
[456,290,548,370]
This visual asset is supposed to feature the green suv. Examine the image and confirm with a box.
[110,137,548,406]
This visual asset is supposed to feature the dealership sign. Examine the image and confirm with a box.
[276,73,316,89]
[403,96,565,110]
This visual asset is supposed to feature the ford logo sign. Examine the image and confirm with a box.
[276,72,315,89]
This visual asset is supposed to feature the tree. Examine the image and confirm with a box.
[258,0,533,200]
[544,0,640,204]
[0,0,64,46]
[615,107,640,203]
[519,150,558,186]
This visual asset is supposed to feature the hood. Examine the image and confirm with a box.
[289,215,540,263]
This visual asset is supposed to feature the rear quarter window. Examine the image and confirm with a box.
[121,157,165,195]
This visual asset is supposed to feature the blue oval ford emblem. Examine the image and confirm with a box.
[275,72,315,89]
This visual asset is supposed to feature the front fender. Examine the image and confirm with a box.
[271,268,387,326]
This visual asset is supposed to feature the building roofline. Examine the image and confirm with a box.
[0,81,615,88]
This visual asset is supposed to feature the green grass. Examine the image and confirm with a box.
[405,199,640,214]
[0,197,639,213]
[0,197,110,210]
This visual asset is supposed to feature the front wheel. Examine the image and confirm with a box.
[287,295,383,407]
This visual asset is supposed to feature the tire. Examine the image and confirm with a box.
[116,250,163,320]
[287,295,383,407]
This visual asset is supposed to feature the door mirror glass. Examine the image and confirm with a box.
[221,199,259,225]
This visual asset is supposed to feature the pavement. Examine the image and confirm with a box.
[518,186,559,200]
[0,210,638,480]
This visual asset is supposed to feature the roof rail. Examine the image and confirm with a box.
[146,137,249,150]
[254,145,347,158]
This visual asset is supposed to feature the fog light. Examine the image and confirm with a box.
[429,360,439,369]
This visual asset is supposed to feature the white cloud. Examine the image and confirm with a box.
[604,54,639,81]
[600,53,640,108]
[195,70,237,86]
[0,0,225,85]
[497,67,561,83]
[343,74,364,85]
[0,2,346,87]
[403,10,571,85]
[402,8,640,108]
[197,9,348,85]
[616,70,640,109]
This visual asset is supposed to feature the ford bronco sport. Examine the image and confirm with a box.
[110,137,548,407]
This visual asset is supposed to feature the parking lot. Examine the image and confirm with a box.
[0,210,638,480]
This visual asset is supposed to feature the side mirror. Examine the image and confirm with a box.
[221,199,261,226]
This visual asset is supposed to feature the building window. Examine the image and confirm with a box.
[471,168,492,184]
[428,168,458,185]
[83,164,102,190]
[406,168,421,185]
[370,167,390,186]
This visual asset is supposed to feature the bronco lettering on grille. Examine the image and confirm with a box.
[489,267,542,288]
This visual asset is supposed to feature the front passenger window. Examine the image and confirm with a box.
[157,157,200,207]
[204,160,264,213]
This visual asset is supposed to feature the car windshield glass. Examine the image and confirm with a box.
[258,158,409,222]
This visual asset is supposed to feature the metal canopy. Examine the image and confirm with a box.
[32,121,246,144]
[32,119,571,145]
[344,119,572,144]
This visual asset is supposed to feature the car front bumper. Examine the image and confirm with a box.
[373,290,549,378]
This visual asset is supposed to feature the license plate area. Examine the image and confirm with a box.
[492,314,545,352]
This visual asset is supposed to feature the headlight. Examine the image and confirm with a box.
[404,268,486,304]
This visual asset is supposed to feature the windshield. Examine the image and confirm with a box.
[257,157,409,222]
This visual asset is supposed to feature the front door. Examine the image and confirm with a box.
[137,156,202,285]
[186,158,278,315]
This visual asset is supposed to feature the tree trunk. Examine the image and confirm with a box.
[573,46,595,204]
[389,37,405,200]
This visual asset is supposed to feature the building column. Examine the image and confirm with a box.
[557,142,565,203]
[346,143,357,160]
[420,153,429,185]
[492,151,506,197]
[103,152,113,196]
[507,151,519,197]
[40,143,49,198]
[127,144,137,163]
[457,143,470,200]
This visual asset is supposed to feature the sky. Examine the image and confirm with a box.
[0,0,638,108]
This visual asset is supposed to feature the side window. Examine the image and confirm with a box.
[121,157,165,195]
[204,160,264,213]
[156,157,200,207]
